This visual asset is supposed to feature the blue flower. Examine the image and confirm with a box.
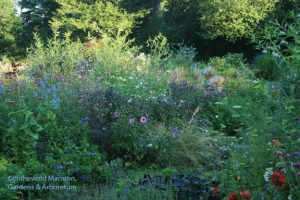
[54,164,64,170]
[0,84,3,94]
[40,81,46,89]
[81,116,89,125]
[50,97,61,109]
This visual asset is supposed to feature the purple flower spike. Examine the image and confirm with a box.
[114,112,120,118]
[0,84,3,94]
[275,151,283,157]
[293,162,300,168]
[129,118,135,124]
[54,164,64,170]
[140,116,148,124]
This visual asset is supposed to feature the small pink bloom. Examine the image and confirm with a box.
[129,118,135,124]
[140,116,148,124]
[114,112,120,118]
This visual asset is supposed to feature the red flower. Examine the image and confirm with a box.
[240,191,251,200]
[228,193,239,200]
[270,172,286,189]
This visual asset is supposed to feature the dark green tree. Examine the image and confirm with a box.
[18,0,59,44]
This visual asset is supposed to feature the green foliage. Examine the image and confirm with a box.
[251,54,279,80]
[0,101,42,164]
[51,0,145,40]
[0,0,21,57]
[157,124,219,167]
[252,9,300,97]
[199,0,279,41]
[27,32,86,77]
[147,33,170,68]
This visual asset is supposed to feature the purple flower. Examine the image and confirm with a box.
[292,162,300,168]
[140,116,148,124]
[172,127,180,139]
[293,151,300,157]
[54,164,64,170]
[297,172,300,177]
[275,151,284,157]
[280,168,286,174]
[285,153,290,159]
[114,111,120,118]
[82,116,89,124]
[129,118,135,124]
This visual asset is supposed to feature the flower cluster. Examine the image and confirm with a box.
[228,191,251,200]
[113,111,148,124]
[35,77,62,109]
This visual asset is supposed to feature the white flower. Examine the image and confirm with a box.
[263,168,273,182]
[232,105,242,109]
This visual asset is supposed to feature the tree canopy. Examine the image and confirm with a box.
[0,0,21,57]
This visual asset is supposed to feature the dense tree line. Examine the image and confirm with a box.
[0,0,299,59]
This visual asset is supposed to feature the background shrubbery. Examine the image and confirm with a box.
[1,0,300,200]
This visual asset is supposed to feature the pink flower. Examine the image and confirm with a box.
[275,151,283,157]
[129,118,135,124]
[140,116,148,124]
[114,112,120,118]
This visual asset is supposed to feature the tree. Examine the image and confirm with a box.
[18,0,59,43]
[51,0,145,40]
[0,0,21,57]
[199,0,279,42]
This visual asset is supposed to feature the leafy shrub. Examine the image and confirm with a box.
[251,53,279,80]
[27,32,86,78]
[199,0,279,41]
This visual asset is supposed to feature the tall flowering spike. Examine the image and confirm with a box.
[270,172,286,189]
[0,84,3,94]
